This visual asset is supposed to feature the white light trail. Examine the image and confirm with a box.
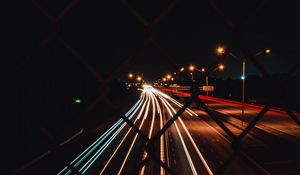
[99,93,150,175]
[159,96,198,175]
[153,89,198,116]
[140,93,157,175]
[58,92,146,175]
[117,91,152,175]
[157,91,213,175]
[80,93,150,174]
[154,94,166,175]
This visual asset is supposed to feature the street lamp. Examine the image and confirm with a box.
[137,76,142,82]
[189,65,195,81]
[193,65,224,96]
[216,46,225,55]
[166,74,172,80]
[189,65,195,71]
[218,64,225,70]
[128,73,134,79]
[216,46,271,127]
[180,67,185,72]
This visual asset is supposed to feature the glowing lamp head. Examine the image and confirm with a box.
[128,73,133,78]
[137,76,142,81]
[166,74,172,79]
[218,64,225,70]
[189,65,195,71]
[265,49,271,54]
[241,76,245,80]
[201,68,206,72]
[216,46,225,55]
[180,67,185,72]
[162,78,167,82]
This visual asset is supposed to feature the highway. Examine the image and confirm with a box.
[161,88,300,175]
[56,85,299,175]
[56,85,216,175]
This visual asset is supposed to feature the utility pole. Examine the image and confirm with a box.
[242,58,245,127]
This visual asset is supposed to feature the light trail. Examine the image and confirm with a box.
[80,121,128,173]
[58,94,145,175]
[80,93,150,174]
[117,90,152,175]
[58,92,146,175]
[153,89,197,116]
[158,96,198,175]
[98,92,150,175]
[154,93,166,175]
[159,94,213,175]
[140,92,157,175]
[58,85,213,175]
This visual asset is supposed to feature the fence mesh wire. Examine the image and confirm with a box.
[14,0,300,174]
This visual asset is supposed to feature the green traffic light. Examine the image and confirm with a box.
[74,98,81,104]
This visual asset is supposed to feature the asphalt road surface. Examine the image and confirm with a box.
[54,85,300,175]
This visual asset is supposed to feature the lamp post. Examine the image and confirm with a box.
[216,46,271,127]
[189,65,195,82]
[188,64,224,95]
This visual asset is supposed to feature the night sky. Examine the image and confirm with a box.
[8,0,300,80]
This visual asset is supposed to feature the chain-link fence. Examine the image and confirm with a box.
[11,0,300,174]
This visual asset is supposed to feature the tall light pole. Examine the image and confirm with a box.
[242,58,245,126]
[127,73,134,87]
[216,46,271,127]
[189,65,195,82]
[200,68,209,96]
